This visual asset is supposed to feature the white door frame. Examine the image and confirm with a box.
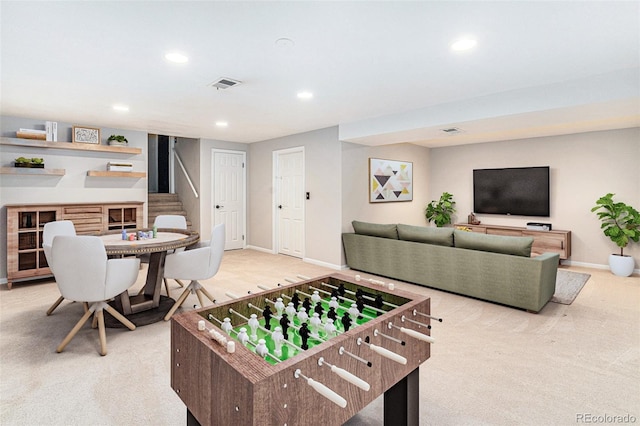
[212,148,247,249]
[272,146,305,257]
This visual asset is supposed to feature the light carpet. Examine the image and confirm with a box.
[551,269,591,305]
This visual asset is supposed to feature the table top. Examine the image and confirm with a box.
[99,229,199,255]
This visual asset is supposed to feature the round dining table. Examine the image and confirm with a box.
[99,229,199,324]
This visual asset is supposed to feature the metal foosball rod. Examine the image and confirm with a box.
[294,369,347,408]
[387,321,436,344]
[317,357,371,391]
[413,309,443,322]
[230,307,306,353]
[205,315,282,362]
[323,280,400,310]
[308,286,379,319]
[278,292,361,327]
[357,337,407,365]
[401,314,431,329]
[338,346,372,367]
[374,328,405,345]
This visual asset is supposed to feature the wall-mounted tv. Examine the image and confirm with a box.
[473,166,550,217]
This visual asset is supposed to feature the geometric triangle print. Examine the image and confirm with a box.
[375,175,391,187]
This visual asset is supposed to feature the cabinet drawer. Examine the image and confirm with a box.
[487,228,522,237]
[63,206,103,215]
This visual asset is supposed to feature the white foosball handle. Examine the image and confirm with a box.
[225,291,240,299]
[330,365,370,391]
[400,327,435,344]
[306,378,347,408]
[369,343,407,365]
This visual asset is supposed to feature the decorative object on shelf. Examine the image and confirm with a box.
[107,134,128,146]
[45,121,58,141]
[455,225,472,232]
[14,157,44,168]
[425,192,456,227]
[467,212,481,225]
[591,193,639,277]
[369,158,413,203]
[16,128,46,140]
[107,162,133,172]
[72,125,100,144]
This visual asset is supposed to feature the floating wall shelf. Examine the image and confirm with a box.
[87,171,146,178]
[0,137,142,155]
[0,167,66,176]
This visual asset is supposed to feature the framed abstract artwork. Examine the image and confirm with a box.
[72,126,101,144]
[369,158,413,202]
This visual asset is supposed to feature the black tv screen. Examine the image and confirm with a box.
[473,166,550,217]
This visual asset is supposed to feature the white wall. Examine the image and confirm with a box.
[0,115,148,282]
[247,127,342,268]
[428,128,640,268]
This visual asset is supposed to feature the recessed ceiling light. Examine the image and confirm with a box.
[112,104,129,112]
[275,37,295,48]
[297,91,313,100]
[165,52,189,63]
[215,121,228,128]
[450,37,477,52]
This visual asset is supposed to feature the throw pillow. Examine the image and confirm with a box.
[453,229,533,257]
[397,224,454,247]
[352,221,398,239]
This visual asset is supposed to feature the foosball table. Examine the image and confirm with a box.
[170,273,438,426]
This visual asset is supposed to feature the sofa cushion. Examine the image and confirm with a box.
[453,229,533,257]
[397,224,454,247]
[352,221,398,239]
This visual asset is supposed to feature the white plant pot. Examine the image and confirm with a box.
[609,254,635,277]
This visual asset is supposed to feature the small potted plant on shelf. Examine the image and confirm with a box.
[107,135,128,146]
[425,192,456,227]
[591,193,639,277]
[14,157,44,168]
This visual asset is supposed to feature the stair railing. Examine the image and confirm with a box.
[173,148,199,199]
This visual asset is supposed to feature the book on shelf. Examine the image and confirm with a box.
[45,122,58,141]
[107,162,133,172]
[16,130,46,140]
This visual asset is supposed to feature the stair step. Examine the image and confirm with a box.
[147,193,191,230]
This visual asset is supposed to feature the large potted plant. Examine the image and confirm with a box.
[591,193,639,277]
[425,192,456,227]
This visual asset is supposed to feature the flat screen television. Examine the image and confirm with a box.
[473,166,550,217]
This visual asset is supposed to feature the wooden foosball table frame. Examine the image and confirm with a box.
[171,273,433,426]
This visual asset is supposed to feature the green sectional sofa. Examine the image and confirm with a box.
[342,221,559,313]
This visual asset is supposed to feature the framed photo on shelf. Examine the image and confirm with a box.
[369,158,413,203]
[72,126,101,144]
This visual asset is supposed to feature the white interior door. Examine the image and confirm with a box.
[213,150,246,250]
[274,147,304,258]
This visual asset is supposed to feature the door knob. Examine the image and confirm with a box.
[278,205,283,209]
[215,205,224,209]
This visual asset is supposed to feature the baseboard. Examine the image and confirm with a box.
[302,257,342,271]
[561,259,640,276]
[245,245,275,254]
[0,277,7,286]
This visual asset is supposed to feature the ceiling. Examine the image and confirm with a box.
[1,1,639,148]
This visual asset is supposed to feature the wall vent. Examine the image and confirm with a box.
[209,77,242,90]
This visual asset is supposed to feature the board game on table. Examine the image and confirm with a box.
[171,273,437,426]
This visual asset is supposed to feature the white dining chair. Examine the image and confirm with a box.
[42,220,77,316]
[50,235,140,356]
[163,224,225,320]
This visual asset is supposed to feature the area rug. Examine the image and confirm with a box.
[551,270,591,304]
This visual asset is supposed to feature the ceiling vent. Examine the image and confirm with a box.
[440,127,463,135]
[209,77,242,90]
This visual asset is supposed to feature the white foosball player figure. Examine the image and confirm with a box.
[221,317,233,334]
[297,307,309,323]
[285,302,296,318]
[348,304,360,325]
[274,297,285,316]
[237,327,249,346]
[272,326,285,357]
[329,296,339,311]
[248,314,260,341]
[311,290,321,305]
[324,318,337,337]
[255,339,269,358]
[310,312,322,337]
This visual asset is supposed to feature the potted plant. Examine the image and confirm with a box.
[591,193,639,277]
[425,192,456,227]
[14,157,44,168]
[107,135,128,146]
